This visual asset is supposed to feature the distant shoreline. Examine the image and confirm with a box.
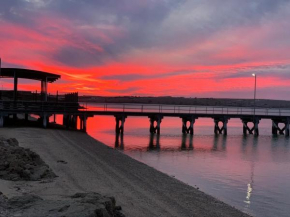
[79,96,290,108]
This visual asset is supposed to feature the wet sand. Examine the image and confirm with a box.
[0,128,251,217]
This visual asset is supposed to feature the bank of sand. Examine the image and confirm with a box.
[0,128,251,217]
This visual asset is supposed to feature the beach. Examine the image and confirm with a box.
[0,127,251,217]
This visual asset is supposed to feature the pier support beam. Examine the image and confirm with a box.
[214,117,229,135]
[286,120,290,137]
[42,113,47,128]
[63,115,78,129]
[0,116,4,128]
[181,116,197,135]
[241,118,260,136]
[41,78,48,102]
[115,115,127,135]
[72,115,78,129]
[63,114,68,127]
[80,115,87,132]
[25,113,28,122]
[149,115,163,134]
[271,118,290,137]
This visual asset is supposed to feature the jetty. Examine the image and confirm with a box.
[1,67,290,136]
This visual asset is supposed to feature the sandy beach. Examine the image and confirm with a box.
[0,127,251,217]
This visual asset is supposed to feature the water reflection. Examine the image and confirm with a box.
[245,161,255,205]
[181,134,193,150]
[83,115,290,217]
[240,136,257,208]
[148,134,160,151]
[115,133,124,150]
[212,135,227,152]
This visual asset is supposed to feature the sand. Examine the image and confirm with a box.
[0,128,251,217]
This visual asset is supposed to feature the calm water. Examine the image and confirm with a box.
[59,113,290,217]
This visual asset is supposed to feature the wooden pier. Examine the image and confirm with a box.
[1,101,290,137]
[1,66,290,137]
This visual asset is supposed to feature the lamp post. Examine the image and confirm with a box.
[252,73,257,118]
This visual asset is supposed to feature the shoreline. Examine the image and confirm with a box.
[0,127,252,217]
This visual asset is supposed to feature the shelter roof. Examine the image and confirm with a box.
[0,68,61,83]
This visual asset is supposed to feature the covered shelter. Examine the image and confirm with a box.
[0,68,61,101]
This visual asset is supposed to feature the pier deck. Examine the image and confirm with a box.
[1,101,290,136]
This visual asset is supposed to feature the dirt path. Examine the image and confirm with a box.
[0,128,251,217]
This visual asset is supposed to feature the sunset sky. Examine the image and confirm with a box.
[0,0,290,99]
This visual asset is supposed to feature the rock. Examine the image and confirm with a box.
[58,205,70,212]
[57,160,68,164]
[6,138,19,146]
[0,192,125,217]
[8,195,43,209]
[0,137,56,181]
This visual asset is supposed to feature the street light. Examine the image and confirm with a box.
[252,73,257,118]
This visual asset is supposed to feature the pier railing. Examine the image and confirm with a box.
[82,103,290,117]
[1,101,290,117]
[0,101,82,112]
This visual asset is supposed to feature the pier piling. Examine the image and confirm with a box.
[214,117,229,135]
[42,113,47,128]
[115,115,127,134]
[271,118,290,137]
[149,115,163,134]
[181,116,197,135]
[241,118,260,136]
[0,116,3,128]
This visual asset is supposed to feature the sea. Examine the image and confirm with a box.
[57,105,290,217]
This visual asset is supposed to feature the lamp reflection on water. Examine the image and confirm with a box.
[243,136,257,206]
[245,162,255,205]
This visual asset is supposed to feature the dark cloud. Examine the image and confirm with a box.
[219,64,290,80]
[53,46,105,67]
[100,70,195,81]
[1,0,290,68]
[106,86,141,94]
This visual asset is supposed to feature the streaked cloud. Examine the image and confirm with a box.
[0,0,290,98]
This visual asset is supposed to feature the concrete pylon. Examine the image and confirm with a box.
[149,115,163,134]
[214,117,229,135]
[0,116,4,128]
[115,115,127,135]
[42,113,47,128]
[271,118,290,137]
[181,116,197,135]
[241,117,260,136]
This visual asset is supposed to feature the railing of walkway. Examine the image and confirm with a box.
[1,101,290,117]
[0,101,82,112]
[83,103,290,117]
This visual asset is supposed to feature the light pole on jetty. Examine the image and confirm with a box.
[252,73,257,119]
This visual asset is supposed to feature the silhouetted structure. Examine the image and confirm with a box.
[1,64,290,137]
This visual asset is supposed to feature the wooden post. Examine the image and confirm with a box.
[83,115,87,132]
[285,119,290,137]
[223,119,228,135]
[214,120,219,135]
[243,121,247,135]
[272,120,278,135]
[0,116,3,128]
[42,113,47,128]
[254,119,259,136]
[156,118,161,135]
